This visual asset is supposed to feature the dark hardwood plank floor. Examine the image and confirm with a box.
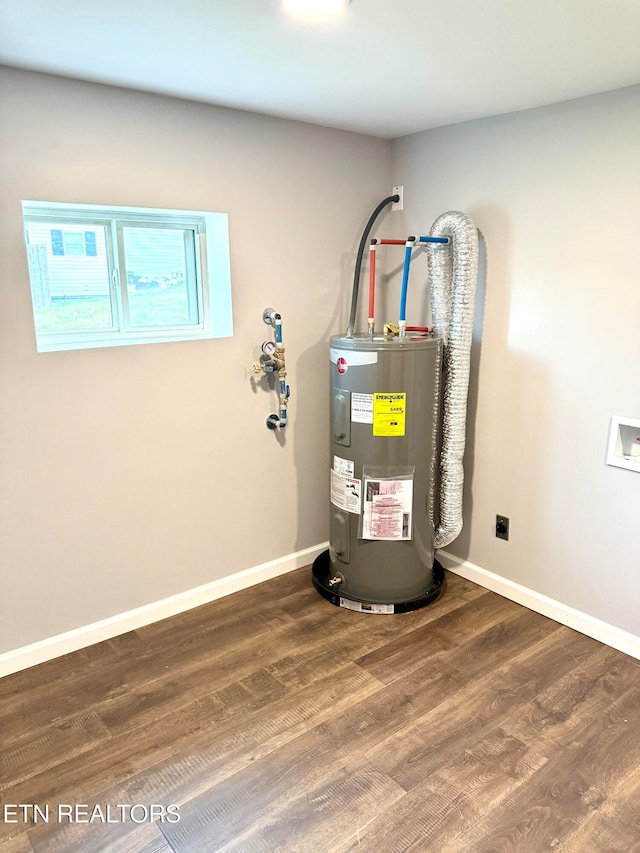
[1,567,639,852]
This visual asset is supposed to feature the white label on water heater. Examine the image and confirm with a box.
[351,393,374,424]
[333,455,354,477]
[330,470,361,514]
[340,599,395,615]
[330,349,378,367]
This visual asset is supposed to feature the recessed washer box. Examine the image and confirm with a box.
[607,416,640,473]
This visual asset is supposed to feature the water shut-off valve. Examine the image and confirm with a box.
[252,307,290,430]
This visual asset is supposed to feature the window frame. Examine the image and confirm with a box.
[22,201,232,352]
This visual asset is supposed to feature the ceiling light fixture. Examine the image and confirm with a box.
[283,0,351,17]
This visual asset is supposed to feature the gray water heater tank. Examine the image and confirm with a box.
[312,333,445,613]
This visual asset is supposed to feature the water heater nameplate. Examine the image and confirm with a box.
[333,455,354,477]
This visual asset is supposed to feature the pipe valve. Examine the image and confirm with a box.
[253,308,290,431]
[260,356,278,373]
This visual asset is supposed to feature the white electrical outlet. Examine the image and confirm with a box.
[392,185,403,211]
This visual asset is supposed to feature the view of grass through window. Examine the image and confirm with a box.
[22,201,233,352]
[25,221,199,332]
[123,226,195,327]
[34,297,113,331]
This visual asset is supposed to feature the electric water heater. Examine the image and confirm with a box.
[312,202,478,614]
[313,333,443,612]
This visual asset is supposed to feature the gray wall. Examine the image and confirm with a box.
[0,67,392,653]
[391,86,640,635]
[2,67,638,657]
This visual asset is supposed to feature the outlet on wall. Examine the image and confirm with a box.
[496,515,509,541]
[392,186,403,211]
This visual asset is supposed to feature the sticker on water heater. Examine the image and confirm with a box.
[351,393,374,424]
[362,478,413,540]
[333,455,354,477]
[340,598,394,615]
[373,393,406,437]
[330,470,361,514]
[329,349,378,367]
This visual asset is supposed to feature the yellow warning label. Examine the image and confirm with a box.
[373,393,406,437]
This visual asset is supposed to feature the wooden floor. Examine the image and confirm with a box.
[2,568,640,853]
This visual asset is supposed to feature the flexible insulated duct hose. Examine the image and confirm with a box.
[427,211,479,549]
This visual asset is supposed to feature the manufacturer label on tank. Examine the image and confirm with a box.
[373,393,406,437]
[351,393,374,424]
[339,599,395,615]
[329,349,378,368]
[333,455,354,477]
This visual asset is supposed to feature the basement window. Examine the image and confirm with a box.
[22,201,233,352]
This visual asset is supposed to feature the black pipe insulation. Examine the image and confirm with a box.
[346,194,399,336]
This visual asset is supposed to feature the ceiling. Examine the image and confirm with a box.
[1,0,639,138]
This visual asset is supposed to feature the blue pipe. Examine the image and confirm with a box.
[274,314,282,344]
[279,371,288,429]
[399,241,414,324]
[418,235,449,245]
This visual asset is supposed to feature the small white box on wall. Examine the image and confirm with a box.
[607,415,640,473]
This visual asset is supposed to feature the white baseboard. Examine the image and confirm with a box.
[0,543,328,679]
[5,544,636,678]
[439,550,640,661]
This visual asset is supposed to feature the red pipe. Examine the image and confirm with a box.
[379,239,406,245]
[368,244,376,325]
